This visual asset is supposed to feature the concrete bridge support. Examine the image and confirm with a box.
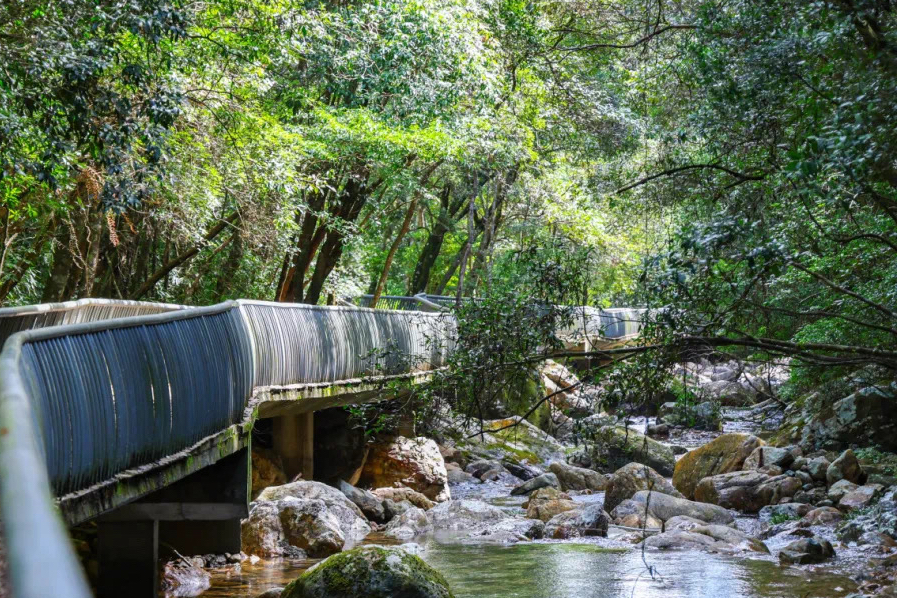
[96,447,250,598]
[273,412,315,480]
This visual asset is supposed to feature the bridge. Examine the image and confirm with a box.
[0,297,643,598]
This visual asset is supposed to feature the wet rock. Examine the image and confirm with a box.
[359,437,450,503]
[251,447,288,499]
[255,589,285,598]
[385,507,433,540]
[742,446,794,471]
[694,470,801,513]
[591,426,675,476]
[778,537,835,565]
[672,433,765,499]
[510,473,558,496]
[281,545,453,598]
[827,479,859,503]
[469,517,545,543]
[548,462,608,492]
[807,456,831,482]
[610,499,664,530]
[338,480,385,522]
[826,449,865,486]
[372,487,435,510]
[438,445,464,467]
[603,462,684,512]
[758,503,811,522]
[544,505,610,539]
[630,490,735,525]
[161,557,211,597]
[428,499,508,531]
[839,484,884,511]
[798,507,843,527]
[646,524,768,554]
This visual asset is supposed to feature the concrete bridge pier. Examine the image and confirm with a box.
[272,412,315,480]
[96,447,250,598]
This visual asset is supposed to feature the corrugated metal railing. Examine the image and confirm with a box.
[0,298,457,598]
[238,300,453,386]
[0,298,185,349]
[0,295,637,598]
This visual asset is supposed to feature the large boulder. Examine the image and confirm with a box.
[802,385,897,452]
[672,433,765,499]
[694,471,801,513]
[281,545,454,598]
[826,449,864,486]
[548,462,608,492]
[257,481,371,538]
[476,417,567,464]
[629,490,735,525]
[359,437,450,502]
[244,482,371,558]
[591,426,675,476]
[544,505,610,539]
[603,462,684,512]
[827,479,859,503]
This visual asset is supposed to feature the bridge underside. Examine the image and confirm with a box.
[59,372,431,598]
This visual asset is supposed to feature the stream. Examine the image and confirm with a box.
[191,407,859,598]
[199,532,856,598]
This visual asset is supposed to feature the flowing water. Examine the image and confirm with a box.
[199,533,856,598]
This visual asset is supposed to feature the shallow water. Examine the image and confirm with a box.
[199,536,856,598]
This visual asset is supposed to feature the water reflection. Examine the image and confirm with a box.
[200,539,856,598]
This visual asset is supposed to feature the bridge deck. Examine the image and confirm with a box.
[0,296,644,598]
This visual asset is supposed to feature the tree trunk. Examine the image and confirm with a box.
[130,211,238,299]
[371,196,418,306]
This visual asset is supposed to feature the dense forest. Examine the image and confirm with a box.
[3,1,897,597]
[4,0,896,378]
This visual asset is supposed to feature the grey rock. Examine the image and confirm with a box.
[630,490,734,525]
[778,537,835,565]
[338,480,385,522]
[510,473,559,496]
[758,503,811,522]
[826,449,864,486]
[548,462,608,492]
[603,462,683,512]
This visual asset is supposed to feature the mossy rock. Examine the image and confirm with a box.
[591,426,675,476]
[282,545,454,598]
[672,433,764,499]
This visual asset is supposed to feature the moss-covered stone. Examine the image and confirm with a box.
[590,426,675,476]
[281,545,454,598]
